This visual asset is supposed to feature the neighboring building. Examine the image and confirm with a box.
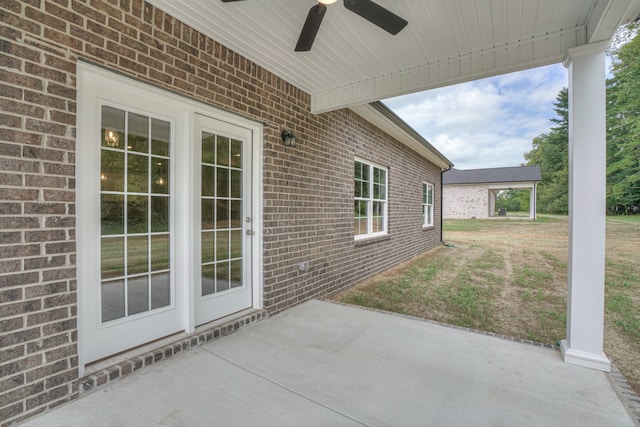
[0,2,452,423]
[443,166,542,219]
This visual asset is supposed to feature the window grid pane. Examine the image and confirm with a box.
[354,160,387,239]
[201,132,244,296]
[100,106,171,323]
[423,183,434,226]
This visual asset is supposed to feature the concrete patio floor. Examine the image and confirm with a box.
[22,300,635,427]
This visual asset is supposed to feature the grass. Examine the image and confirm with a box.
[334,214,640,395]
[608,215,640,224]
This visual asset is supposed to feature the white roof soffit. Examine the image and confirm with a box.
[148,1,640,114]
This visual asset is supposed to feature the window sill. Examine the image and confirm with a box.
[354,234,391,247]
[422,225,436,231]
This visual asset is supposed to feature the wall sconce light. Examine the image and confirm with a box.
[281,131,296,148]
[104,128,119,147]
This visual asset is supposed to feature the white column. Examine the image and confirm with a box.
[489,190,496,217]
[560,41,610,371]
[529,184,536,220]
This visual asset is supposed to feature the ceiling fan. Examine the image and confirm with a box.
[221,0,408,52]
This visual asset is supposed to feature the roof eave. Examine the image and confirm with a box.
[350,102,453,171]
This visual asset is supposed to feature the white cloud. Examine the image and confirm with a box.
[384,64,568,169]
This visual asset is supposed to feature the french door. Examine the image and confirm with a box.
[80,104,184,364]
[194,114,253,325]
[77,63,258,368]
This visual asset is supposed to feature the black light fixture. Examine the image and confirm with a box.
[281,131,296,147]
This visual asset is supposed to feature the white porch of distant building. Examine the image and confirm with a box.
[488,182,538,220]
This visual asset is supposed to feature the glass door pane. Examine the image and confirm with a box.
[100,106,172,323]
[201,132,244,297]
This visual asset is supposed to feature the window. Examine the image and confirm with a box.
[354,158,388,239]
[423,182,434,227]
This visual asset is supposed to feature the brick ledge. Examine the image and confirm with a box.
[78,309,268,396]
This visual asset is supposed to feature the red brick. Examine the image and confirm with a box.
[0,203,21,215]
[26,332,70,355]
[24,118,68,137]
[25,6,68,32]
[43,27,83,51]
[0,128,44,145]
[0,316,24,336]
[25,230,67,243]
[42,268,76,284]
[46,82,75,99]
[0,372,24,394]
[45,368,77,388]
[0,98,46,119]
[0,327,40,348]
[0,39,42,63]
[0,83,23,100]
[43,189,74,202]
[0,272,40,290]
[0,260,22,275]
[24,202,67,215]
[23,90,67,110]
[44,216,74,228]
[45,136,75,151]
[44,2,84,27]
[0,188,39,201]
[0,113,22,129]
[25,174,67,189]
[43,162,74,176]
[25,358,68,383]
[42,318,76,336]
[0,244,41,260]
[0,172,22,186]
[0,69,42,92]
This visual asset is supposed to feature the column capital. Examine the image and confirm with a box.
[562,40,610,68]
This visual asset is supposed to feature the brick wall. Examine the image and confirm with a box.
[0,1,442,424]
[443,184,489,218]
[262,111,443,312]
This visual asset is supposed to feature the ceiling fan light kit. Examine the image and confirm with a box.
[222,0,408,52]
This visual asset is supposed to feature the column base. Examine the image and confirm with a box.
[560,339,611,372]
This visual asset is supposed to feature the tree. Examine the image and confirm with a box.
[607,24,640,214]
[495,190,530,212]
[523,89,569,214]
[521,21,639,215]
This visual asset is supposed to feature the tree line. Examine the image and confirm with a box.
[499,24,639,215]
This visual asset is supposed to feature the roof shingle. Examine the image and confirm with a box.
[443,165,542,185]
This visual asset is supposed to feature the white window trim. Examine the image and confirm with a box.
[423,182,434,227]
[354,157,388,241]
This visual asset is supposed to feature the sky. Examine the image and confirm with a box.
[383,63,569,170]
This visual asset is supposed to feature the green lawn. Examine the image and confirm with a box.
[335,214,640,394]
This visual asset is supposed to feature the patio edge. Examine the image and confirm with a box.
[327,299,640,426]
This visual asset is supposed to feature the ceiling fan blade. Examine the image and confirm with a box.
[295,3,327,52]
[343,0,407,35]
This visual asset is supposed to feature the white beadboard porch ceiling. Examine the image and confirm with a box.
[148,0,640,114]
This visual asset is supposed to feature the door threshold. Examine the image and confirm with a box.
[78,308,268,396]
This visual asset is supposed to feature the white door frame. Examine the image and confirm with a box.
[76,62,263,375]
